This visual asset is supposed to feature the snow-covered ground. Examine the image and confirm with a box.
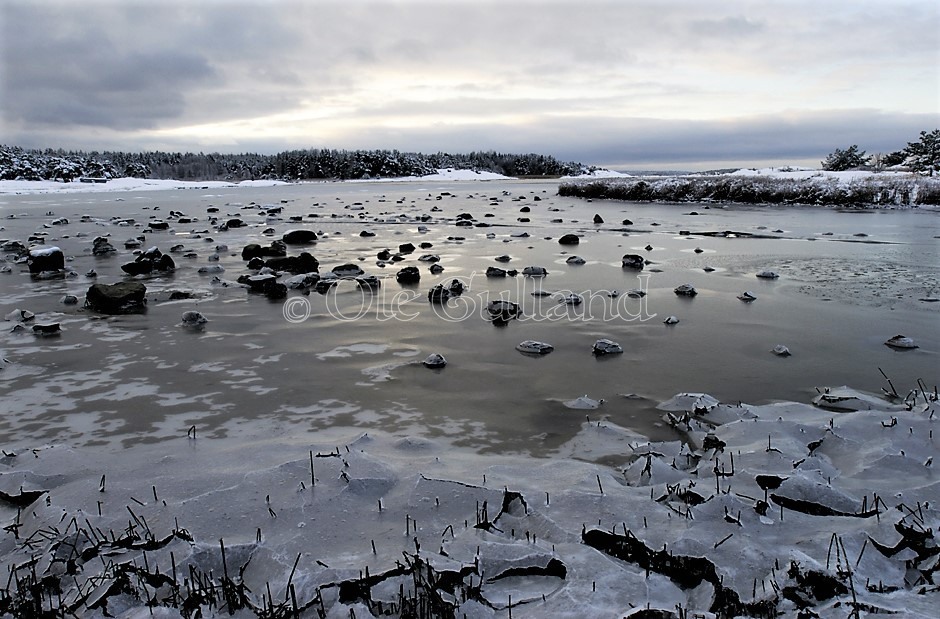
[1,386,936,618]
[0,170,514,195]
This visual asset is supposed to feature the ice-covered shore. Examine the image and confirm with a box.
[1,385,936,618]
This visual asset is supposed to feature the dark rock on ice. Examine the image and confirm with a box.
[282,229,318,244]
[356,275,381,290]
[265,283,287,299]
[242,273,278,292]
[266,252,319,274]
[332,263,365,277]
[592,339,623,355]
[593,214,604,223]
[486,266,507,277]
[487,300,522,324]
[27,246,64,274]
[32,323,61,336]
[427,284,450,303]
[558,233,580,245]
[674,284,697,297]
[85,281,147,314]
[884,334,917,349]
[621,254,645,270]
[92,237,117,256]
[181,310,208,326]
[315,279,337,294]
[396,266,421,284]
[242,241,287,260]
[516,340,553,355]
[423,353,447,369]
[121,247,175,275]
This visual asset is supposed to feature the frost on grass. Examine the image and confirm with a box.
[0,384,937,617]
[558,171,940,208]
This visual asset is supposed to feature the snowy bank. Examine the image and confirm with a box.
[559,169,940,208]
[0,177,290,195]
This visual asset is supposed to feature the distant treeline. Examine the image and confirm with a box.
[0,144,590,182]
[558,174,940,207]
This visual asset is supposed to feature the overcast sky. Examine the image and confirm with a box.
[1,0,937,170]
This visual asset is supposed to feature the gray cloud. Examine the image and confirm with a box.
[1,1,937,169]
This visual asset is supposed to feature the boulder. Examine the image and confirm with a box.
[487,300,521,324]
[356,275,381,290]
[756,270,780,279]
[242,242,287,260]
[399,242,416,254]
[396,266,421,284]
[486,266,507,277]
[592,339,623,355]
[591,339,623,357]
[593,214,604,224]
[674,284,697,297]
[85,281,147,314]
[265,252,319,274]
[27,246,65,274]
[429,263,444,274]
[332,263,365,277]
[181,310,208,326]
[423,353,447,369]
[427,284,450,303]
[565,256,585,265]
[558,234,580,245]
[516,340,554,355]
[282,229,318,244]
[621,254,645,270]
[121,247,175,275]
[92,237,117,256]
[884,335,917,349]
[32,323,61,336]
[522,266,548,276]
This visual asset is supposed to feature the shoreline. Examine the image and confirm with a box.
[1,384,936,617]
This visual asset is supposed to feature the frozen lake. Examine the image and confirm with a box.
[2,178,939,617]
[1,178,937,453]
